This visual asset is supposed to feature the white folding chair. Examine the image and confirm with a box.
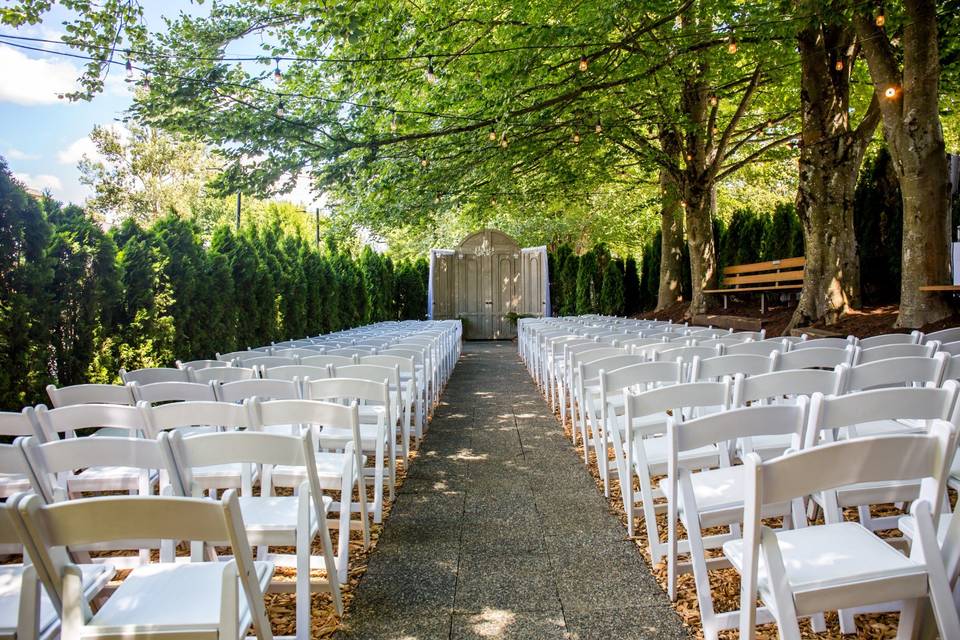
[33,404,155,495]
[191,366,258,384]
[177,359,229,371]
[359,354,421,456]
[144,401,254,495]
[119,367,191,385]
[804,385,960,544]
[689,353,772,383]
[306,377,394,522]
[46,383,134,408]
[726,427,960,640]
[238,355,298,369]
[923,327,960,345]
[17,492,275,640]
[858,331,922,348]
[0,494,114,640]
[129,380,218,404]
[20,434,180,566]
[856,342,938,363]
[664,403,815,639]
[0,409,44,498]
[771,345,857,370]
[618,380,730,555]
[252,399,370,551]
[724,340,788,357]
[166,429,343,635]
[731,368,842,460]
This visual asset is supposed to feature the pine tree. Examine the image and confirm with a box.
[599,258,626,316]
[575,249,598,314]
[623,257,641,316]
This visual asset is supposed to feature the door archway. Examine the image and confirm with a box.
[429,229,549,340]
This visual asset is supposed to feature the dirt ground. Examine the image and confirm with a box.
[639,298,960,338]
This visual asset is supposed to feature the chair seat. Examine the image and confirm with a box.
[639,436,719,471]
[272,452,362,490]
[845,419,927,438]
[658,466,790,527]
[88,561,272,636]
[723,522,926,610]
[68,467,158,493]
[237,495,332,546]
[0,563,112,637]
[0,474,31,498]
[319,425,387,451]
[897,514,951,544]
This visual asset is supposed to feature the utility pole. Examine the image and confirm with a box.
[235,193,242,230]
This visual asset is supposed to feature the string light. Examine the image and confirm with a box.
[572,131,581,144]
[142,71,151,90]
[125,50,133,78]
[835,58,844,71]
[390,117,397,132]
[500,136,508,148]
[425,57,437,85]
[579,54,588,72]
[685,153,693,161]
[489,129,497,142]
[421,157,429,167]
[875,11,885,27]
[708,94,718,107]
[595,120,603,134]
[727,37,738,54]
[273,57,282,83]
[884,85,899,99]
[276,95,284,116]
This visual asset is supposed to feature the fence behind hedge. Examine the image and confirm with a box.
[0,163,427,409]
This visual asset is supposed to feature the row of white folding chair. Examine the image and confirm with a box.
[0,491,275,640]
[3,424,343,638]
[36,377,390,529]
[595,358,957,552]
[22,399,364,582]
[666,400,960,639]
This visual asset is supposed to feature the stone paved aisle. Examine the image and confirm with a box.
[336,341,689,640]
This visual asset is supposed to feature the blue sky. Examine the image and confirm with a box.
[0,2,317,207]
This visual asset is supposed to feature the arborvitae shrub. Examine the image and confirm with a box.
[599,259,626,316]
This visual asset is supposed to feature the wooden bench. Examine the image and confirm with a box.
[703,257,805,313]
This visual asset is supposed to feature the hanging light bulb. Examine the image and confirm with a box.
[125,51,133,79]
[572,131,581,144]
[884,85,898,99]
[273,57,282,83]
[491,198,497,206]
[595,120,603,134]
[727,37,738,54]
[685,153,693,161]
[579,55,588,72]
[276,96,285,117]
[434,194,440,204]
[421,157,429,167]
[142,71,151,90]
[390,117,398,132]
[500,136,508,148]
[835,58,844,71]
[875,11,885,27]
[425,57,437,85]
[708,94,718,107]
[680,200,687,208]
[489,129,497,142]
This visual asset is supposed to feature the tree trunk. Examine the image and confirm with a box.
[657,128,684,311]
[789,15,878,330]
[684,181,717,316]
[855,0,951,328]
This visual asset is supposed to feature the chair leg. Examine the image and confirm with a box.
[296,526,311,640]
[895,598,922,640]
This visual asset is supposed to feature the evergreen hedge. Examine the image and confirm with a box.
[0,161,428,409]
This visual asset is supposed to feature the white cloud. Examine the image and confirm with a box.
[0,44,80,105]
[5,148,39,161]
[13,172,63,193]
[57,136,101,165]
[57,123,126,165]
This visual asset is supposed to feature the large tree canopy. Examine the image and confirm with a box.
[2,0,958,325]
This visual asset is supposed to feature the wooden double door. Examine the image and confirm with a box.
[431,229,547,340]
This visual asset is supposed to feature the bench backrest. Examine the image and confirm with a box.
[720,256,805,288]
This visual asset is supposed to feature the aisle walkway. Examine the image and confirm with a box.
[336,341,688,640]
